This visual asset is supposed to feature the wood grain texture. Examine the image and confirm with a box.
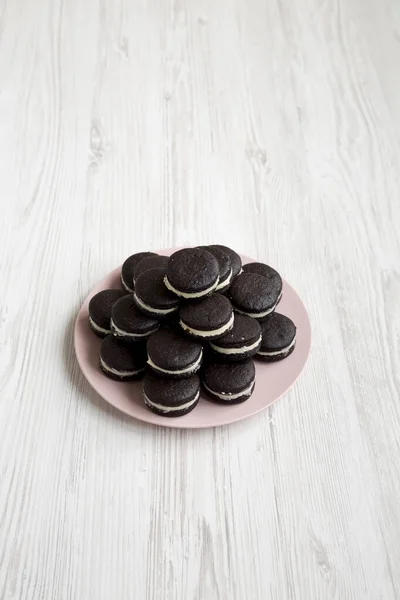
[1,0,400,598]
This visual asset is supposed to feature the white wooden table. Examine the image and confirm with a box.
[1,0,400,598]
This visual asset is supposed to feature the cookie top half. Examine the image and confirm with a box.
[143,372,200,407]
[111,295,159,337]
[259,313,296,352]
[134,268,180,312]
[165,248,219,297]
[147,328,202,371]
[179,294,233,339]
[229,272,280,319]
[202,359,255,395]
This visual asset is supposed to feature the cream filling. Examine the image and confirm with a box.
[216,269,232,291]
[89,316,110,335]
[111,319,156,339]
[100,356,145,377]
[134,293,178,315]
[257,336,296,356]
[210,334,262,355]
[180,312,234,338]
[164,276,219,299]
[147,352,202,376]
[203,380,255,401]
[144,390,200,413]
[120,276,134,293]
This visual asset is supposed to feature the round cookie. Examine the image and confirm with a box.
[88,289,127,337]
[211,245,242,278]
[179,294,234,340]
[99,335,147,380]
[121,251,158,293]
[243,262,283,304]
[134,268,180,319]
[198,245,232,293]
[202,360,256,404]
[209,314,262,361]
[229,272,280,321]
[111,295,159,342]
[147,328,203,378]
[164,248,219,299]
[133,255,169,283]
[143,372,200,417]
[256,312,296,362]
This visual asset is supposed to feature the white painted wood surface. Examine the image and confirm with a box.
[1,0,400,597]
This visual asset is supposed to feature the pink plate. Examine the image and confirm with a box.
[74,249,311,428]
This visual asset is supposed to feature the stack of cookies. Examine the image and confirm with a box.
[88,246,296,418]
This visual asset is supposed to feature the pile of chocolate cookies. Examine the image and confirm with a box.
[88,246,296,417]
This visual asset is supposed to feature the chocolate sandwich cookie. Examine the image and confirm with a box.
[133,255,169,284]
[202,359,256,404]
[111,295,159,342]
[256,312,296,362]
[134,268,180,319]
[88,289,127,337]
[99,335,147,380]
[147,328,203,378]
[164,248,219,299]
[209,314,262,361]
[211,245,242,278]
[229,272,280,321]
[143,372,200,417]
[179,294,234,340]
[243,262,283,304]
[197,246,232,293]
[120,251,158,293]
